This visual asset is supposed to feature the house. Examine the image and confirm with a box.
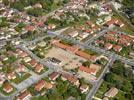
[75,50,91,61]
[34,63,44,73]
[3,83,13,93]
[105,19,118,28]
[115,20,124,27]
[95,40,104,45]
[90,55,98,62]
[61,73,79,86]
[104,16,112,22]
[19,52,28,58]
[92,26,100,32]
[113,45,122,52]
[34,80,53,91]
[23,57,31,63]
[104,43,113,50]
[49,72,59,81]
[28,59,37,67]
[104,34,118,42]
[118,38,130,46]
[24,25,35,31]
[7,72,16,80]
[86,21,95,27]
[16,65,26,73]
[68,30,79,38]
[107,31,116,36]
[119,34,134,42]
[44,81,53,89]
[79,66,96,75]
[37,41,46,47]
[35,80,45,91]
[104,87,118,98]
[36,21,44,28]
[88,3,97,9]
[16,49,23,55]
[17,90,32,100]
[47,24,56,30]
[79,32,89,39]
[80,84,89,93]
[85,29,94,34]
[33,3,42,8]
[28,45,36,50]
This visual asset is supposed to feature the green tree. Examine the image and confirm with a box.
[130,17,134,24]
[82,61,90,67]
[2,0,9,6]
[27,8,43,17]
[104,73,115,83]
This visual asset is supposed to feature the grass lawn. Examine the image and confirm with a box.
[95,81,110,99]
[12,73,31,84]
[84,49,98,55]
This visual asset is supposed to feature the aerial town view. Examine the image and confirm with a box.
[0,0,134,100]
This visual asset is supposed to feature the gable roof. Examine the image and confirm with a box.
[79,66,96,74]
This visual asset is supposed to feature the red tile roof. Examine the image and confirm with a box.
[118,38,130,46]
[34,63,44,73]
[86,21,95,27]
[19,52,28,58]
[104,34,118,42]
[107,31,116,35]
[95,40,104,45]
[17,90,32,100]
[106,19,118,26]
[16,64,25,72]
[90,55,98,62]
[51,39,79,53]
[61,73,78,84]
[36,22,44,27]
[113,45,122,52]
[119,34,133,42]
[28,59,37,67]
[35,80,45,91]
[115,20,124,27]
[79,66,96,74]
[49,72,59,81]
[104,43,113,50]
[24,25,35,31]
[3,83,13,93]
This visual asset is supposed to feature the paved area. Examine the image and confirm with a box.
[45,47,86,70]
